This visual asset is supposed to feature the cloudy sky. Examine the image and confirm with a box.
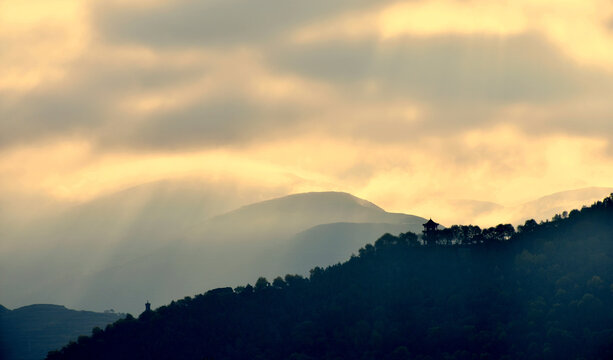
[2,0,613,224]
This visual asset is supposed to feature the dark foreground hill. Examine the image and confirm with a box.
[47,196,613,360]
[0,304,122,360]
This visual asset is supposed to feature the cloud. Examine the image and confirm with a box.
[1,0,612,218]
[271,34,606,104]
[0,45,211,148]
[291,0,527,43]
[3,32,612,153]
[0,0,89,92]
[2,0,611,154]
[107,96,306,150]
[268,33,613,141]
[94,0,380,47]
[291,0,613,70]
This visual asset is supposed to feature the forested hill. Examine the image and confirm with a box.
[47,195,613,360]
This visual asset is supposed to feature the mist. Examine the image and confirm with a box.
[1,178,610,314]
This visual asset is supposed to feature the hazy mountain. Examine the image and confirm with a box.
[0,179,254,313]
[75,192,425,314]
[1,189,425,314]
[194,191,424,241]
[5,182,608,315]
[512,186,613,224]
[0,304,122,360]
[445,187,613,226]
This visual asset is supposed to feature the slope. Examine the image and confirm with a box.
[46,196,613,360]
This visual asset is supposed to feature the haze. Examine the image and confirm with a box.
[2,0,613,312]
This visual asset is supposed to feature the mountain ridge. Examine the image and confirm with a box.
[44,194,613,360]
[195,191,423,242]
[3,185,612,314]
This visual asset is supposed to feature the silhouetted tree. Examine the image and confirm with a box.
[399,231,419,246]
[272,276,286,289]
[254,277,270,291]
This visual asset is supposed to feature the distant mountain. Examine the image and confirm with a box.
[0,304,122,360]
[1,190,425,314]
[45,195,613,360]
[0,179,287,311]
[75,192,426,314]
[439,187,613,226]
[4,182,611,315]
[196,191,424,241]
[512,186,613,224]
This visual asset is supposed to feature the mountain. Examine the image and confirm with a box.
[0,179,262,311]
[74,192,425,314]
[442,187,613,226]
[1,189,425,314]
[513,186,613,223]
[196,192,423,241]
[0,304,122,360]
[44,195,613,360]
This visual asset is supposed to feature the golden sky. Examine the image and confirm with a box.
[2,0,613,225]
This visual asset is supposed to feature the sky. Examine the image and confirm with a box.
[2,0,613,225]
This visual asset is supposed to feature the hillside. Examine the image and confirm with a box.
[0,304,122,360]
[46,195,613,360]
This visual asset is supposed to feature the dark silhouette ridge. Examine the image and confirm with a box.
[46,194,613,360]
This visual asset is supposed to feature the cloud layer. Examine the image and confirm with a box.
[2,0,613,219]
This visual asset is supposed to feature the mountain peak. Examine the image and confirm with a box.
[203,191,410,240]
[231,191,385,213]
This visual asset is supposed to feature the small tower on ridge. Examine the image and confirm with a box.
[145,301,151,312]
[422,218,439,246]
